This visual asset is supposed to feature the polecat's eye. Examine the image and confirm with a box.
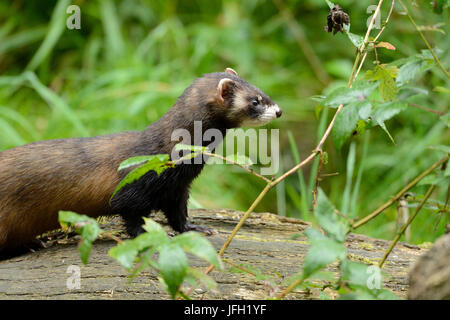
[251,99,259,106]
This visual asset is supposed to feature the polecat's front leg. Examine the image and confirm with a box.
[163,189,216,236]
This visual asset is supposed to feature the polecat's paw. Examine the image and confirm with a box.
[184,223,217,236]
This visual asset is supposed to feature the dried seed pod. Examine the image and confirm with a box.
[324,5,350,35]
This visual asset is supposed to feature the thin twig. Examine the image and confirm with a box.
[203,152,272,183]
[223,259,257,276]
[379,184,436,267]
[409,103,445,116]
[352,154,448,229]
[398,0,449,78]
[277,277,304,299]
[312,152,325,207]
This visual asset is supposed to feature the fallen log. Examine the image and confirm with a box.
[0,209,427,299]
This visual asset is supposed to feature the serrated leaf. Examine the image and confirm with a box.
[173,232,222,269]
[371,101,407,140]
[109,240,140,270]
[347,32,364,49]
[397,86,428,100]
[323,82,378,107]
[396,59,434,86]
[365,65,399,101]
[158,243,188,299]
[332,101,371,149]
[314,188,348,242]
[379,76,397,101]
[58,211,102,265]
[303,238,346,278]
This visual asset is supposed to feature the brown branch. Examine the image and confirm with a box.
[352,155,449,229]
[409,103,445,116]
[379,184,436,268]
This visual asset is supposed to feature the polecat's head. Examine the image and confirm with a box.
[199,68,282,128]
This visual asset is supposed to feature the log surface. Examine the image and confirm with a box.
[0,209,426,299]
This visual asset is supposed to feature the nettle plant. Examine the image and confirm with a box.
[59,0,449,300]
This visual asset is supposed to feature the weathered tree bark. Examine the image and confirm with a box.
[408,233,450,300]
[0,209,429,299]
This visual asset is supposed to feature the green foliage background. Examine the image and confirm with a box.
[0,0,448,244]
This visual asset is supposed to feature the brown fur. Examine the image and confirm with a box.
[0,133,137,252]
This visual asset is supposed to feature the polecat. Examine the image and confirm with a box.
[0,68,281,256]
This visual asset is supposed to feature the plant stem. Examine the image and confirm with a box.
[398,0,449,78]
[379,184,436,268]
[277,278,304,299]
[352,154,448,229]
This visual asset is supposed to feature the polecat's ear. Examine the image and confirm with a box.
[224,68,238,76]
[217,78,235,105]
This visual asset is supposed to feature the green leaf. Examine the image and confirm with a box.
[118,155,169,171]
[346,32,364,49]
[142,218,171,243]
[323,82,378,107]
[396,59,434,86]
[332,101,371,149]
[303,238,346,278]
[110,155,173,201]
[58,211,102,265]
[172,232,222,269]
[158,243,188,299]
[341,259,372,287]
[371,101,407,144]
[109,240,140,270]
[365,65,399,102]
[304,228,327,241]
[343,23,363,49]
[314,189,348,242]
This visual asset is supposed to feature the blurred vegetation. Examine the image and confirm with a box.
[0,0,448,244]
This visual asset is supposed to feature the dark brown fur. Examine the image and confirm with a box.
[0,69,280,257]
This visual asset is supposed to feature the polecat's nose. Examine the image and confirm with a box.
[276,109,282,118]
